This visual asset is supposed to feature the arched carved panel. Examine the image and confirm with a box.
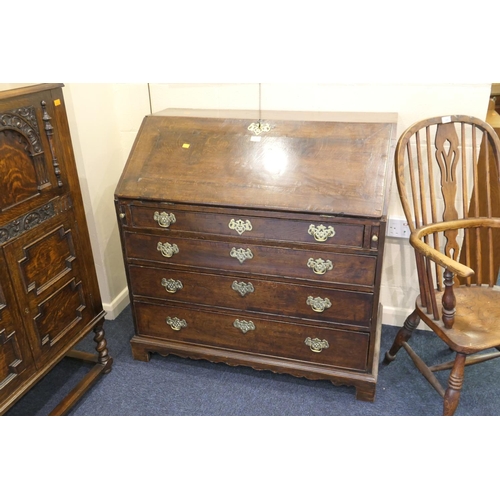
[0,106,52,212]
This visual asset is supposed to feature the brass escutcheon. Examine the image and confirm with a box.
[304,337,330,353]
[231,281,255,297]
[307,257,334,275]
[248,122,271,135]
[161,278,183,293]
[306,296,332,313]
[308,224,335,242]
[154,211,176,228]
[166,316,187,331]
[233,319,255,334]
[230,247,253,264]
[228,218,253,235]
[157,241,179,258]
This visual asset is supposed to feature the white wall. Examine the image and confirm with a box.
[63,84,151,318]
[1,82,492,324]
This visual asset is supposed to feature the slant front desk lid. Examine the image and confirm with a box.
[116,109,397,218]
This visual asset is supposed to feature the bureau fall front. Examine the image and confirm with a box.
[114,109,396,401]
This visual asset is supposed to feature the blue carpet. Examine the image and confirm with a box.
[5,305,500,416]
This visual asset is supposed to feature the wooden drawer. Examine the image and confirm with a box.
[133,301,369,371]
[128,265,373,327]
[123,231,377,287]
[127,203,368,249]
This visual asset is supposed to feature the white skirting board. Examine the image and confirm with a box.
[102,287,130,320]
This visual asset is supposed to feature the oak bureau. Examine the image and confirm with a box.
[115,109,396,402]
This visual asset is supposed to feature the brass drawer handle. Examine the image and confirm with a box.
[306,296,332,313]
[154,211,176,228]
[228,218,253,235]
[308,224,335,242]
[157,241,179,258]
[230,247,253,263]
[166,316,187,331]
[161,278,183,293]
[307,258,333,275]
[233,319,255,334]
[231,281,255,297]
[305,337,330,353]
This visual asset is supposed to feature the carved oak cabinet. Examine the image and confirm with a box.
[115,109,396,401]
[0,84,112,415]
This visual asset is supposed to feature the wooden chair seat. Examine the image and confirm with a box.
[417,286,500,352]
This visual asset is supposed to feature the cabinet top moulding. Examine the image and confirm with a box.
[115,109,397,219]
[0,83,64,99]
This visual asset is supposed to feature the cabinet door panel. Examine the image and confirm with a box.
[0,254,36,404]
[18,222,76,295]
[4,213,95,365]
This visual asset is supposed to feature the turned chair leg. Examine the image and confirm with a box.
[384,309,420,364]
[443,352,466,416]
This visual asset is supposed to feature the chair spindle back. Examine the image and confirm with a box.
[395,116,500,319]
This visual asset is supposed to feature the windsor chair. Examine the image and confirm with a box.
[384,115,500,416]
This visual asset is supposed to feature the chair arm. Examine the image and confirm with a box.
[409,218,500,278]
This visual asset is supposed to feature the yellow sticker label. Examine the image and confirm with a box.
[54,99,61,106]
[182,143,190,149]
